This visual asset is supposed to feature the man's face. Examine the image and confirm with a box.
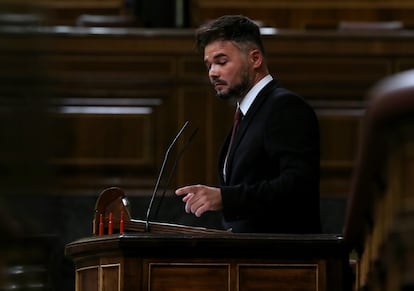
[204,40,251,100]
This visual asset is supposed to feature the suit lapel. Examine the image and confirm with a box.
[225,80,279,182]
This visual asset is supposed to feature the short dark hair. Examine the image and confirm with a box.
[195,15,265,55]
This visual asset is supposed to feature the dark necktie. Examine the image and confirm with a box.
[224,107,242,181]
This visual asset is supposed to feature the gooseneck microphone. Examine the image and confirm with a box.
[145,121,189,232]
[152,127,199,220]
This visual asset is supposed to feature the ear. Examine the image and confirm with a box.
[249,49,263,69]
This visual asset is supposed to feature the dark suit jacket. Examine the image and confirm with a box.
[218,80,321,233]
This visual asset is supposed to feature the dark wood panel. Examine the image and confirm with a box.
[318,111,363,163]
[318,110,363,196]
[49,112,154,168]
[191,0,414,29]
[41,0,123,26]
[175,87,234,187]
[178,56,208,78]
[101,264,120,291]
[176,88,209,186]
[148,263,229,291]
[77,267,98,291]
[238,264,318,291]
[269,57,392,100]
[395,58,414,72]
[45,55,176,77]
[205,91,234,184]
[21,0,414,29]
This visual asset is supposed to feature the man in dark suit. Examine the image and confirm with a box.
[175,15,321,233]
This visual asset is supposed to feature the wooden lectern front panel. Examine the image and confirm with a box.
[101,264,120,291]
[76,266,98,291]
[146,262,321,291]
[238,264,319,291]
[148,263,230,291]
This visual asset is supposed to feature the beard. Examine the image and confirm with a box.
[214,71,250,100]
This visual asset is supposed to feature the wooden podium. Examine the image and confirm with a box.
[65,188,350,291]
[66,233,349,291]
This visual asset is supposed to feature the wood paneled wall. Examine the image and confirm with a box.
[13,0,414,28]
[191,0,414,29]
[2,27,414,198]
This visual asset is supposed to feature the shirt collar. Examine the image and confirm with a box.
[238,74,273,115]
